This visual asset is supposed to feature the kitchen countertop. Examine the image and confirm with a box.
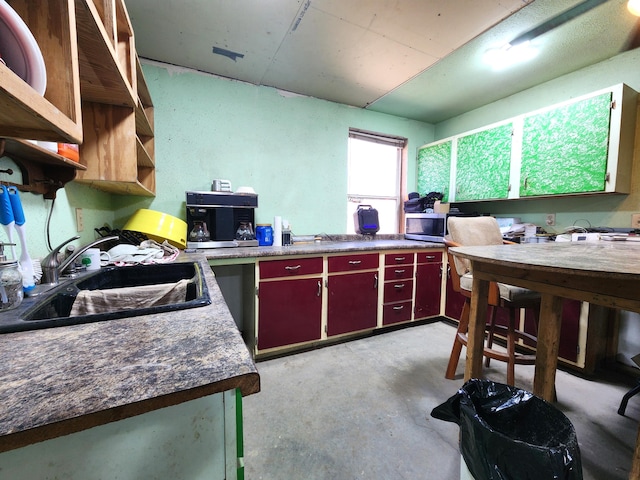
[0,253,259,453]
[198,237,443,261]
[451,240,640,275]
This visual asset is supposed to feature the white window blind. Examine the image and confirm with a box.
[347,129,407,234]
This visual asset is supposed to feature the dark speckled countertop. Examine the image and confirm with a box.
[199,236,443,261]
[0,253,259,453]
[0,239,440,453]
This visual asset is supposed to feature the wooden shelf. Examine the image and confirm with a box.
[0,0,155,198]
[3,139,85,170]
[137,137,154,168]
[0,0,82,143]
[0,139,85,199]
[75,0,135,107]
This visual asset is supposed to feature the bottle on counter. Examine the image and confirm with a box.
[0,243,22,311]
[256,224,274,246]
[273,216,282,247]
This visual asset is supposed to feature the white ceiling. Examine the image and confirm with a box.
[124,0,639,124]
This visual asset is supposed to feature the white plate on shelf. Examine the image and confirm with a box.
[0,0,46,95]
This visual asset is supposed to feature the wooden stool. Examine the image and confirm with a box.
[444,217,541,386]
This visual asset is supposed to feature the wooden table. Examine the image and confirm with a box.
[450,241,640,480]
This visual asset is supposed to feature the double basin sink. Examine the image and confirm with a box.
[0,261,211,334]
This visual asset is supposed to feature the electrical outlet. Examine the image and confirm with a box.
[545,213,556,226]
[632,213,640,229]
[75,208,84,232]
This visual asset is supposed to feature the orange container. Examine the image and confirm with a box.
[57,143,79,162]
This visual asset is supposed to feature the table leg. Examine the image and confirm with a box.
[465,276,490,381]
[630,425,640,480]
[533,293,563,402]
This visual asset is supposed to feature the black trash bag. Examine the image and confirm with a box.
[431,379,582,480]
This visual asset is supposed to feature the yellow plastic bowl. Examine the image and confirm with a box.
[123,209,187,248]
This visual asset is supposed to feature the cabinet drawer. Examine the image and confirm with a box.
[383,279,414,303]
[259,257,323,279]
[416,251,442,264]
[384,252,414,266]
[384,264,414,281]
[328,253,379,273]
[382,300,412,325]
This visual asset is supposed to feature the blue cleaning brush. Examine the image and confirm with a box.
[8,187,35,292]
[0,185,17,262]
[0,186,16,301]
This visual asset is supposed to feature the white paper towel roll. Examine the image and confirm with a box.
[273,216,282,247]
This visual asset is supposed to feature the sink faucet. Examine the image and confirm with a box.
[41,235,119,286]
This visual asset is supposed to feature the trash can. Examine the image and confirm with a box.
[431,379,583,480]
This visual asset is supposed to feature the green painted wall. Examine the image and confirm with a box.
[5,46,640,262]
[435,48,640,233]
[112,63,434,236]
[0,63,432,261]
[0,154,115,262]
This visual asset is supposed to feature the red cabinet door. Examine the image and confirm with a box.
[524,299,581,363]
[415,262,442,319]
[327,272,378,336]
[258,277,322,350]
[328,253,379,272]
[445,269,467,320]
[383,300,413,325]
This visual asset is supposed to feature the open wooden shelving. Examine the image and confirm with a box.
[0,0,155,198]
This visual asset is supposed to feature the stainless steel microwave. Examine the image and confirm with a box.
[404,213,447,243]
[404,212,480,243]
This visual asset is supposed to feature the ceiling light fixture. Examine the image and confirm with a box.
[629,0,640,16]
[484,0,610,70]
[483,41,539,70]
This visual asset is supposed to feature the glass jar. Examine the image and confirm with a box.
[256,224,273,246]
[0,260,22,311]
[235,222,255,241]
[189,221,210,242]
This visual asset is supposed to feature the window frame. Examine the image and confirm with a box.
[347,129,408,234]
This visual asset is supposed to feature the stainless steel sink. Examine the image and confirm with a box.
[0,262,211,333]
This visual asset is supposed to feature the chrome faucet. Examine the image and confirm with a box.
[41,235,119,286]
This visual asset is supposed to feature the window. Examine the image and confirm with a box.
[347,129,407,234]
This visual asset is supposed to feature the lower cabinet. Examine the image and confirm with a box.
[0,390,242,480]
[442,264,609,373]
[414,251,443,319]
[382,252,414,326]
[522,299,581,364]
[257,257,323,350]
[445,265,466,320]
[327,253,379,336]
[254,248,444,356]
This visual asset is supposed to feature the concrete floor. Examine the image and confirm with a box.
[243,321,640,480]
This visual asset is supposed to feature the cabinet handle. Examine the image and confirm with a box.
[394,269,405,274]
[393,305,404,311]
[284,265,301,271]
[374,273,378,289]
[317,280,321,297]
[348,260,362,265]
[425,255,436,260]
[394,283,405,289]
[394,257,405,262]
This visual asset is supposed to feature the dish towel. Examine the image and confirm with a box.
[69,279,191,316]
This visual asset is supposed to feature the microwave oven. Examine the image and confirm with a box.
[404,212,479,243]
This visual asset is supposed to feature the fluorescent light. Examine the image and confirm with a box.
[629,0,640,16]
[483,41,539,70]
